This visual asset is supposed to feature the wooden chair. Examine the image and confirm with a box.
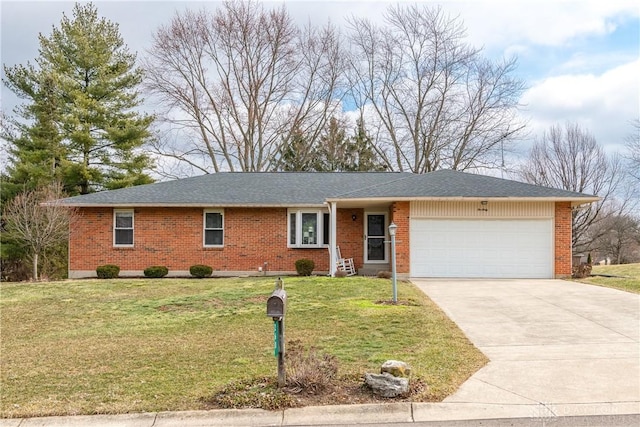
[336,246,356,276]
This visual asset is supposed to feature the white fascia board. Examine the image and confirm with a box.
[326,196,600,204]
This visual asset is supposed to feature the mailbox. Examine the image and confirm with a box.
[267,288,287,318]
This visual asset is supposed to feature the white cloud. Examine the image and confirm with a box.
[520,59,639,149]
[443,0,639,51]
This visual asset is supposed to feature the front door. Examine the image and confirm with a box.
[365,213,387,263]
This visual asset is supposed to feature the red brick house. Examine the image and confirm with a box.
[59,170,597,279]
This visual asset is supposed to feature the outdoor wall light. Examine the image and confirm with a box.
[388,221,397,236]
[352,214,357,221]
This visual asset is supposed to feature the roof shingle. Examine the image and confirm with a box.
[58,170,596,207]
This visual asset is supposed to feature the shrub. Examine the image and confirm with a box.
[334,270,348,278]
[144,266,169,278]
[377,270,392,279]
[572,263,592,279]
[286,339,338,393]
[96,264,120,279]
[189,264,213,278]
[294,259,314,276]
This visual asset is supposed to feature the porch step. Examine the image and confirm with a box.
[358,264,390,277]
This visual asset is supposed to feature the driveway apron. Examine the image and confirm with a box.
[412,279,640,413]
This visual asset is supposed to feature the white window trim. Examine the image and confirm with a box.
[203,209,224,247]
[113,209,134,247]
[287,209,329,248]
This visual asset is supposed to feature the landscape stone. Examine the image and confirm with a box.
[364,372,409,398]
[381,360,412,378]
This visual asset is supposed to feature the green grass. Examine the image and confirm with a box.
[0,276,487,418]
[576,263,640,294]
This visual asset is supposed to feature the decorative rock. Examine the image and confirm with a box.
[381,360,411,378]
[364,372,409,397]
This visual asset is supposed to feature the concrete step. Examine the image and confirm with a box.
[358,264,390,276]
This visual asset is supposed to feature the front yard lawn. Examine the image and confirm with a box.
[576,263,640,294]
[0,276,486,418]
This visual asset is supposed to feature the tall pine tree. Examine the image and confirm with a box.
[3,2,153,196]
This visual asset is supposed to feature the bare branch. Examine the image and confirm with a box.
[518,122,627,252]
[346,4,524,173]
[143,0,346,172]
[3,183,78,280]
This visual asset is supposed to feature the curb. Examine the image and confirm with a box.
[2,401,639,427]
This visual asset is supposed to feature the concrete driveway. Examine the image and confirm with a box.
[411,279,640,417]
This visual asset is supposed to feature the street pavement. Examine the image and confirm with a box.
[3,279,639,426]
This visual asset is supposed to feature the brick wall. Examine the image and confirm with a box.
[335,208,364,269]
[390,201,410,273]
[71,201,571,277]
[70,207,363,276]
[554,201,573,277]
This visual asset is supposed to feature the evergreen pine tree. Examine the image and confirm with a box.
[347,119,387,172]
[277,127,316,171]
[3,2,153,195]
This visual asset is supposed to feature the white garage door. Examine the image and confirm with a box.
[410,219,553,278]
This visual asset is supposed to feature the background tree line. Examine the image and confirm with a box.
[144,1,525,175]
[1,1,638,281]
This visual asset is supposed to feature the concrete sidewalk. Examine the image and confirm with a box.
[3,400,640,426]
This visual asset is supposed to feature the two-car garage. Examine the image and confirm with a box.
[409,201,555,279]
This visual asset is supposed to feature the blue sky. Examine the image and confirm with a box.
[2,0,639,160]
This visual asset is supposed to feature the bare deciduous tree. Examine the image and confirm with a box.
[592,214,640,264]
[518,122,625,252]
[347,4,525,173]
[2,184,77,281]
[624,119,640,183]
[143,0,346,174]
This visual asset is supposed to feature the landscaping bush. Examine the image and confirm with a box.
[294,259,315,276]
[334,270,348,278]
[144,266,169,278]
[189,264,213,278]
[572,263,592,279]
[377,270,392,279]
[285,339,338,393]
[96,264,120,279]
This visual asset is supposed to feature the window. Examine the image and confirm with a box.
[114,210,134,246]
[204,210,224,247]
[288,209,330,248]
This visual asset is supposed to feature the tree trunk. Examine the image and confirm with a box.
[32,252,39,281]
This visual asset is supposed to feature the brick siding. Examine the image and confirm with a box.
[334,208,365,269]
[70,201,573,278]
[554,201,573,277]
[70,207,364,276]
[390,202,410,273]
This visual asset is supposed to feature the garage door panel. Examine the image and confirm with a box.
[410,219,552,278]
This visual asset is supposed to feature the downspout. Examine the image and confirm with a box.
[329,201,337,277]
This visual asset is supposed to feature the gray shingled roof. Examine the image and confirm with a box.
[59,172,412,206]
[59,170,596,207]
[332,169,596,200]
